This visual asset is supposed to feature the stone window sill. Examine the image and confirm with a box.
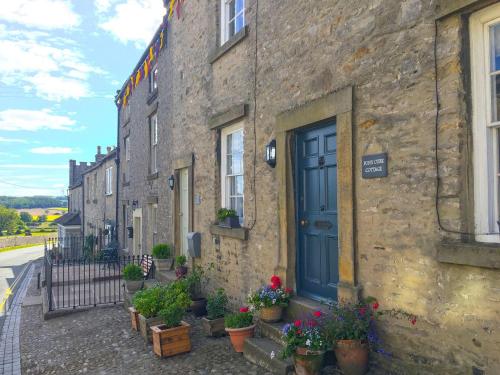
[147,172,159,181]
[147,89,158,105]
[209,26,248,64]
[437,241,500,270]
[210,224,248,241]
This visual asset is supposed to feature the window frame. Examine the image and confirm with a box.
[220,0,245,45]
[149,112,158,174]
[470,3,500,243]
[149,64,158,93]
[105,167,113,196]
[220,122,244,223]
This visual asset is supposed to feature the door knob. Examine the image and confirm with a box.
[300,219,308,227]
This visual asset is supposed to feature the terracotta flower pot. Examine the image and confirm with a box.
[334,340,369,375]
[260,306,283,323]
[201,317,225,337]
[225,324,256,352]
[151,321,191,358]
[128,307,139,331]
[293,347,325,375]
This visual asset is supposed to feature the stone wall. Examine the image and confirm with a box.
[0,234,51,249]
[68,184,83,214]
[117,0,500,373]
[82,151,117,239]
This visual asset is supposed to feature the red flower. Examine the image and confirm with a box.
[308,320,318,327]
[294,320,302,327]
[270,275,281,288]
[284,287,292,294]
[410,317,417,325]
[313,311,322,318]
[297,329,302,335]
[271,283,278,290]
[359,307,367,316]
[372,302,379,310]
[240,307,249,313]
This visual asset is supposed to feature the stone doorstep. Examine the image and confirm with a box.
[285,296,329,322]
[155,270,177,283]
[243,337,294,375]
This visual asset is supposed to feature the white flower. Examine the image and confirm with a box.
[270,351,275,359]
[272,299,276,304]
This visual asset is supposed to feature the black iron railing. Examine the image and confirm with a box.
[44,241,154,311]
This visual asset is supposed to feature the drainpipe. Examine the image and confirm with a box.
[114,91,121,248]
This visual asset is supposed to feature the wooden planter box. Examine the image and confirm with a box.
[138,314,163,343]
[129,307,139,331]
[151,321,191,357]
[201,317,225,337]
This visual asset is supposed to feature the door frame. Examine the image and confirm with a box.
[173,154,194,258]
[132,208,142,256]
[275,86,359,302]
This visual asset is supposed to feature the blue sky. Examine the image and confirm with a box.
[0,0,165,196]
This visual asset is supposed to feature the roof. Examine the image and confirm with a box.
[54,212,81,226]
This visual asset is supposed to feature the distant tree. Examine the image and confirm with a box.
[38,214,47,223]
[20,212,33,223]
[0,205,22,233]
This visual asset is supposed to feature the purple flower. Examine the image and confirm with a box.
[282,323,291,335]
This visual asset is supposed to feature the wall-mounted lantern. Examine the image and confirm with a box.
[265,139,276,168]
[127,226,133,238]
[132,200,138,209]
[168,174,175,191]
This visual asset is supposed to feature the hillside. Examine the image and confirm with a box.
[0,196,67,209]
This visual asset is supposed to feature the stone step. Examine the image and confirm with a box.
[155,270,177,283]
[243,337,294,375]
[258,320,286,345]
[285,296,329,322]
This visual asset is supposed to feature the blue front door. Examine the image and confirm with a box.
[296,121,339,301]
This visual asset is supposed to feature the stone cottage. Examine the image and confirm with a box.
[115,0,500,373]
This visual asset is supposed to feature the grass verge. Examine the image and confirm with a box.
[0,243,43,253]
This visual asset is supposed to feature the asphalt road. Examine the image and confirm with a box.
[0,245,44,327]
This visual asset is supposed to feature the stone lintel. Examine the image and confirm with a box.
[208,104,247,130]
[146,196,158,204]
[437,241,500,269]
[436,0,497,19]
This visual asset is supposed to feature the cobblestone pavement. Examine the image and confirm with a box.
[0,263,34,375]
[20,266,272,375]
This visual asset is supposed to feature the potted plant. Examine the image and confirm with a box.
[152,243,173,272]
[132,285,166,343]
[123,263,143,293]
[185,265,207,316]
[217,208,240,228]
[248,275,292,323]
[281,311,328,375]
[325,298,417,375]
[225,307,255,352]
[151,281,192,357]
[202,288,228,337]
[175,255,188,278]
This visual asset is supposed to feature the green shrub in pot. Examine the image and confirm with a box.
[152,243,173,272]
[202,288,228,337]
[123,264,143,293]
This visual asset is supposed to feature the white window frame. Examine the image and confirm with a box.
[149,64,158,93]
[220,0,245,45]
[105,167,113,195]
[125,136,130,161]
[149,113,158,174]
[471,3,500,243]
[220,122,244,223]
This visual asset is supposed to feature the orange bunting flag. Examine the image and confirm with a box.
[144,60,149,78]
[149,46,154,63]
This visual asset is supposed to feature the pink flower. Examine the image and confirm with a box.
[240,307,249,313]
[359,307,367,316]
[294,320,302,327]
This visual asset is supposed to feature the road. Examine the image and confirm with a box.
[0,245,44,328]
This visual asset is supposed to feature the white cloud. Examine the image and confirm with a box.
[30,147,75,154]
[0,1,80,30]
[0,109,76,132]
[0,136,28,143]
[98,0,165,48]
[0,25,106,101]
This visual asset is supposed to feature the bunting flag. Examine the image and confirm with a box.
[118,0,185,108]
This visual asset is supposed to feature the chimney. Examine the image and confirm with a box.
[107,146,112,154]
[69,160,76,186]
[97,146,101,155]
[95,145,104,162]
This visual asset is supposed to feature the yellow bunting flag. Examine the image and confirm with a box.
[144,60,149,78]
[149,46,154,62]
[135,70,141,87]
[168,0,175,19]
